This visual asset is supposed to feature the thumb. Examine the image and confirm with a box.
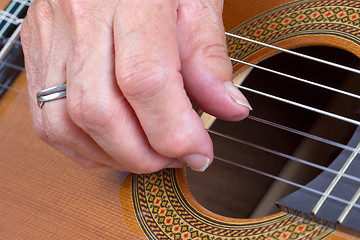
[177,0,251,121]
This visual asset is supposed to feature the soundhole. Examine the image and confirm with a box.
[186,46,360,219]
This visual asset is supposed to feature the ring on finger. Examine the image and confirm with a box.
[36,84,67,109]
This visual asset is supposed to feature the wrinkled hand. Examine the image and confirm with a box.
[21,0,251,173]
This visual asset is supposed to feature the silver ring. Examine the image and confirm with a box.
[36,84,67,109]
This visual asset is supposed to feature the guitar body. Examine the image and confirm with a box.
[1,0,359,239]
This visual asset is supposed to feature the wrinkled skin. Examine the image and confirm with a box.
[21,0,251,174]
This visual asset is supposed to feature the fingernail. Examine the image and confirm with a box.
[167,161,188,169]
[224,81,253,110]
[181,154,210,172]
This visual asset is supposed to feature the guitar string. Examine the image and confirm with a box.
[1,22,359,129]
[0,0,27,37]
[226,32,360,216]
[230,57,360,100]
[2,7,360,217]
[1,61,25,71]
[312,142,360,215]
[338,187,360,223]
[0,26,359,101]
[11,0,32,6]
[235,84,360,126]
[0,23,358,135]
[247,115,359,154]
[1,35,359,183]
[1,35,359,100]
[0,32,359,99]
[0,82,27,94]
[0,9,23,25]
[226,31,360,216]
[208,129,360,184]
[2,55,359,127]
[225,32,360,75]
[3,75,359,186]
[248,114,360,219]
[247,113,360,218]
[0,36,21,46]
[1,44,359,128]
[0,23,21,64]
[211,129,360,219]
[1,1,360,97]
[3,1,360,75]
[214,155,360,211]
[0,20,359,102]
[227,33,360,215]
[1,31,358,157]
[2,72,360,188]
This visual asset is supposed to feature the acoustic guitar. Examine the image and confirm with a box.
[1,0,359,239]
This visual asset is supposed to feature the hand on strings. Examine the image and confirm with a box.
[21,0,251,173]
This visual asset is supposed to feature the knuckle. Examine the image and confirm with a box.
[117,58,178,101]
[62,0,107,35]
[199,42,228,60]
[67,94,116,133]
[63,0,92,20]
[155,131,193,158]
[21,0,57,55]
[30,0,55,25]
